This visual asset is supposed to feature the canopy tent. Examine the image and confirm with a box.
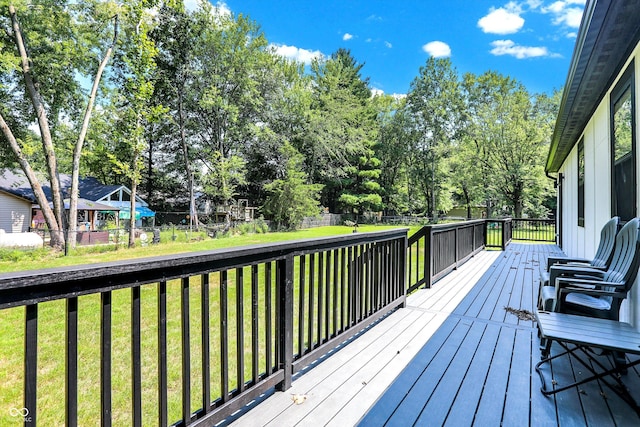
[118,206,155,220]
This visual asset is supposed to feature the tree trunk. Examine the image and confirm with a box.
[129,178,137,248]
[179,92,199,231]
[9,4,65,247]
[69,15,118,249]
[0,113,64,248]
[463,186,471,219]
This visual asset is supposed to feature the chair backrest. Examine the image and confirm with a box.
[603,218,640,289]
[590,216,620,268]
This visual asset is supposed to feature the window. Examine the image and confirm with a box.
[578,139,584,227]
[611,62,636,221]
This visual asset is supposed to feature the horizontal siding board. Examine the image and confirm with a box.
[0,192,31,233]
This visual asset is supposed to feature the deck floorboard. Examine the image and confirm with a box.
[229,243,640,427]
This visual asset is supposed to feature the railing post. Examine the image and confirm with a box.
[400,235,407,307]
[454,226,459,268]
[276,254,294,391]
[24,304,37,427]
[425,226,433,289]
[501,220,507,251]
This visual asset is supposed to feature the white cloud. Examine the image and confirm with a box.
[542,1,585,28]
[384,41,392,48]
[184,0,198,12]
[343,33,353,41]
[370,89,407,100]
[490,39,550,58]
[478,5,525,35]
[270,44,324,64]
[422,41,451,58]
[211,1,231,17]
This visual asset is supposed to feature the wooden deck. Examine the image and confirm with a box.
[228,244,640,427]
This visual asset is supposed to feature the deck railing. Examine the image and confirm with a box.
[485,218,513,250]
[0,229,407,427]
[511,218,556,242]
[407,220,486,293]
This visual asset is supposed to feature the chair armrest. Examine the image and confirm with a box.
[547,256,591,270]
[563,263,606,270]
[556,277,625,288]
[548,266,605,289]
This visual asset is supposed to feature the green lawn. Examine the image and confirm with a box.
[0,225,418,273]
[0,224,417,426]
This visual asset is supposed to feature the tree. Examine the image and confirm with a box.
[263,142,322,230]
[307,48,381,213]
[406,57,464,221]
[462,71,556,217]
[190,7,270,209]
[149,2,200,228]
[375,95,412,215]
[109,0,162,247]
[0,1,119,249]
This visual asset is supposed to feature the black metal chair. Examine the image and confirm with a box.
[538,216,620,311]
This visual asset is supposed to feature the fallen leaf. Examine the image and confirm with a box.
[291,394,307,405]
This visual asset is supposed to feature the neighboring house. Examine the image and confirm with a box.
[0,189,33,233]
[546,0,640,326]
[0,169,155,231]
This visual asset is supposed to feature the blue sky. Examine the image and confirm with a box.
[201,0,585,96]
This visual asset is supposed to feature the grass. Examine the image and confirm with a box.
[0,224,417,425]
[0,225,417,273]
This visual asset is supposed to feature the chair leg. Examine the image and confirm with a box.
[541,338,552,359]
[614,351,628,374]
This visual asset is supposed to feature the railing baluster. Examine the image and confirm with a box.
[181,277,191,424]
[251,265,259,384]
[101,292,111,427]
[201,273,211,413]
[308,253,315,350]
[220,270,229,399]
[340,247,347,332]
[298,256,306,356]
[264,264,272,376]
[317,252,324,344]
[332,249,339,338]
[324,250,331,341]
[66,297,78,427]
[236,267,245,393]
[25,304,37,426]
[131,286,141,427]
[347,246,354,327]
[158,281,168,427]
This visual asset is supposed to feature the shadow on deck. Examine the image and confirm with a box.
[231,243,640,426]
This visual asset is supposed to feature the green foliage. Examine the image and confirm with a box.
[0,0,559,238]
[263,142,323,230]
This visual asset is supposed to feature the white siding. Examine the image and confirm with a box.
[558,42,640,326]
[0,192,31,233]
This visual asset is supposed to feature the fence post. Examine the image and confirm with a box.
[425,226,433,289]
[454,226,459,268]
[276,254,294,391]
[400,235,408,307]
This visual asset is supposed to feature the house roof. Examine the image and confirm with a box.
[546,0,640,173]
[0,169,147,207]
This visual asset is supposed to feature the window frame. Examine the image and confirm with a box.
[610,61,636,222]
[577,138,585,227]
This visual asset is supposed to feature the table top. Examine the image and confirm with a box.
[536,311,640,355]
